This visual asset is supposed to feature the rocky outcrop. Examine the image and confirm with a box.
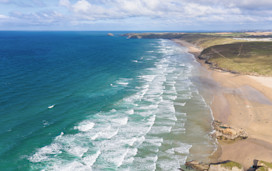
[185,160,209,171]
[184,160,272,171]
[213,120,248,141]
[184,160,244,171]
[256,160,272,171]
[209,161,244,171]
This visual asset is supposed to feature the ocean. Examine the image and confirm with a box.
[0,31,216,170]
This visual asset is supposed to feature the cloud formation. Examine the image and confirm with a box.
[0,0,271,30]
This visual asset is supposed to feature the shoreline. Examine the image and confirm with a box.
[173,39,272,169]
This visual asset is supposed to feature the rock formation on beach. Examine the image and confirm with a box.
[185,160,244,171]
[212,120,248,141]
[185,160,209,171]
[184,160,272,171]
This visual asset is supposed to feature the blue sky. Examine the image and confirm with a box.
[0,0,272,31]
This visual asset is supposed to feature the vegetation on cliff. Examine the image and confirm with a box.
[124,32,272,76]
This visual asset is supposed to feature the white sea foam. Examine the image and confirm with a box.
[49,161,90,171]
[112,117,128,125]
[116,148,129,167]
[164,95,177,100]
[115,78,132,86]
[65,146,88,158]
[145,115,156,133]
[171,127,186,133]
[121,148,138,166]
[29,143,62,162]
[48,104,55,109]
[126,109,134,115]
[138,75,156,82]
[145,137,164,147]
[174,144,192,154]
[55,132,64,140]
[74,121,95,132]
[157,157,181,171]
[174,102,186,106]
[165,148,175,154]
[91,128,119,140]
[29,39,204,170]
[116,82,128,86]
[157,114,177,122]
[137,104,158,110]
[110,109,117,112]
[82,150,101,167]
[149,125,172,134]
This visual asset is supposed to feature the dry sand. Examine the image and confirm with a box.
[173,39,272,169]
[212,71,272,169]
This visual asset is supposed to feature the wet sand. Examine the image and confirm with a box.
[173,39,272,169]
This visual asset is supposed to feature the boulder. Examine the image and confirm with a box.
[209,161,244,171]
[212,120,248,141]
[256,160,272,171]
[185,160,209,171]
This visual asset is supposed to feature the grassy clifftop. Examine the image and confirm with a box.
[124,32,272,76]
[200,42,272,76]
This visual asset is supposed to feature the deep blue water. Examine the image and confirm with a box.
[0,32,215,170]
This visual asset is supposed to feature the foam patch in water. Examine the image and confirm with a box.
[74,121,95,132]
[82,150,101,167]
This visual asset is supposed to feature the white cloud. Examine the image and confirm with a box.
[73,0,92,13]
[0,14,9,19]
[59,0,70,8]
[57,0,249,22]
[2,0,272,30]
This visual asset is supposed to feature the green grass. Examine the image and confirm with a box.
[178,34,245,48]
[200,42,272,76]
[124,32,272,76]
[201,32,249,37]
[259,161,272,168]
[196,38,242,48]
[220,161,243,169]
[257,167,267,171]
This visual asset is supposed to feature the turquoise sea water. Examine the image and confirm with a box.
[0,32,215,170]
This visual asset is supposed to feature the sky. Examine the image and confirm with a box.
[0,0,272,31]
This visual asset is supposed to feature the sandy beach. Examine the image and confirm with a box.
[173,39,272,169]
